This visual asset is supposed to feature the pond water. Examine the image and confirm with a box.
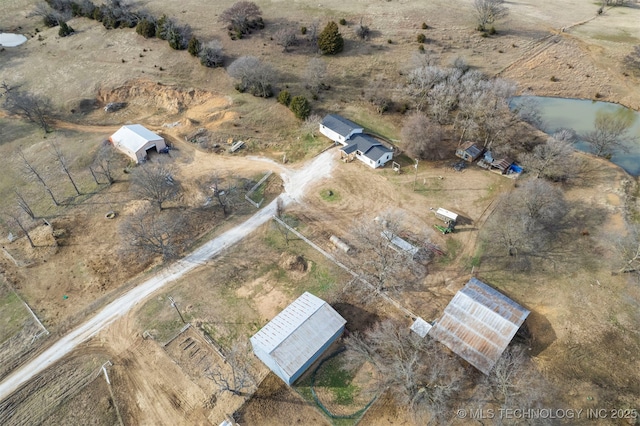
[0,33,27,47]
[510,96,640,176]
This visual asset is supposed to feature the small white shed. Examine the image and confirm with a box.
[250,292,346,385]
[109,124,166,163]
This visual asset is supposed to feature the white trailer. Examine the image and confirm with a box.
[435,208,458,224]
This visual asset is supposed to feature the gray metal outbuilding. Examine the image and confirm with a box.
[429,278,530,375]
[250,292,346,385]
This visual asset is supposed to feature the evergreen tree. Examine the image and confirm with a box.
[58,22,75,37]
[317,21,343,55]
[277,90,291,106]
[136,18,156,38]
[289,96,311,120]
[187,36,201,56]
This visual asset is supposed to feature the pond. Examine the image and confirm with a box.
[509,96,640,176]
[0,33,27,47]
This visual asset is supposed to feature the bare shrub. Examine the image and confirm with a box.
[199,40,224,68]
[227,56,275,98]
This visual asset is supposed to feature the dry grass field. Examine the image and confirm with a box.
[1,0,640,424]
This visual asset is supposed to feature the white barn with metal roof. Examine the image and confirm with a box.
[109,124,166,163]
[250,292,346,385]
[428,278,530,375]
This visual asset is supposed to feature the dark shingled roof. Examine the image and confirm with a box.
[341,134,393,162]
[429,278,530,375]
[321,114,363,138]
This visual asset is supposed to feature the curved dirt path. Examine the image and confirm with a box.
[0,149,335,402]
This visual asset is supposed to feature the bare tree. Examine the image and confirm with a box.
[473,0,509,31]
[300,114,322,139]
[512,96,544,130]
[209,173,240,216]
[305,20,321,50]
[355,18,371,40]
[28,2,68,27]
[456,74,517,152]
[273,27,297,52]
[304,58,328,94]
[3,210,36,248]
[401,113,445,160]
[481,179,568,270]
[206,339,256,396]
[474,344,550,418]
[199,40,224,68]
[219,1,263,37]
[120,208,186,261]
[91,140,120,185]
[130,162,181,210]
[51,142,81,195]
[581,109,637,158]
[347,214,425,298]
[17,148,59,206]
[1,83,53,133]
[14,190,36,220]
[520,130,577,181]
[345,320,464,424]
[613,223,640,276]
[405,65,447,111]
[227,56,275,98]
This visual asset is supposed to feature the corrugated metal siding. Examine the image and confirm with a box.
[430,278,529,375]
[285,325,345,385]
[271,305,346,378]
[250,292,346,384]
[251,292,325,353]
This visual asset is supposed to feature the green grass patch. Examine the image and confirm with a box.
[137,295,188,343]
[347,109,399,141]
[438,237,463,265]
[320,188,341,202]
[315,357,359,405]
[286,133,331,162]
[304,263,337,297]
[0,282,31,343]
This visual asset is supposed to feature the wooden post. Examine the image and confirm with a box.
[168,296,186,324]
[413,159,419,191]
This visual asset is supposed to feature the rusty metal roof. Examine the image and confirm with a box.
[429,278,529,375]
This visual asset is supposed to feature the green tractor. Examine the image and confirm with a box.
[434,221,455,234]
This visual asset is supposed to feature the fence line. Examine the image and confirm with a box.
[163,323,191,347]
[244,170,273,209]
[271,216,417,319]
[102,361,125,426]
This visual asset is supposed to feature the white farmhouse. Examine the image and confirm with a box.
[109,124,166,163]
[319,114,363,144]
[320,114,394,169]
[340,134,394,169]
[250,292,346,385]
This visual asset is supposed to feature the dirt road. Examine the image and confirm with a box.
[0,149,335,402]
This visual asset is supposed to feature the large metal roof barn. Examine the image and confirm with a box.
[429,278,530,375]
[250,292,346,385]
[109,124,166,163]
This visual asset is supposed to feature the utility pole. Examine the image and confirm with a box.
[168,296,186,324]
[413,159,419,191]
